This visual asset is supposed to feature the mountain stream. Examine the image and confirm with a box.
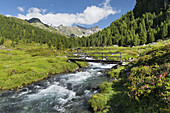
[0,62,116,113]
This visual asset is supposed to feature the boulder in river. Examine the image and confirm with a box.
[67,83,72,90]
[91,85,100,92]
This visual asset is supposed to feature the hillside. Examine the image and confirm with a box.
[0,15,77,50]
[134,0,169,17]
[88,41,170,113]
[76,0,169,47]
[26,18,62,35]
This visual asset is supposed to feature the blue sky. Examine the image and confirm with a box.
[0,0,136,29]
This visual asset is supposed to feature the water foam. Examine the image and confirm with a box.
[26,82,76,103]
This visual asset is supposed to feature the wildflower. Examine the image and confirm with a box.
[159,75,162,78]
[151,83,154,85]
[144,86,147,88]
[141,87,144,90]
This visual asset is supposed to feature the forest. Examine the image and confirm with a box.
[0,6,169,49]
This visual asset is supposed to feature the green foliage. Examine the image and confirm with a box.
[77,6,169,47]
[89,42,170,113]
[88,82,113,113]
[109,66,125,78]
[11,41,16,47]
[47,40,52,49]
[134,0,168,17]
[127,44,170,112]
[0,38,5,45]
[0,1,169,49]
[0,15,77,50]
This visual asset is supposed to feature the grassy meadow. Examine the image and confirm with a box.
[0,40,88,90]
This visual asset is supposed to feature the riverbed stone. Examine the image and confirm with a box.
[67,83,72,90]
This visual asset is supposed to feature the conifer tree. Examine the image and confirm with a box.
[48,40,52,49]
[0,38,5,45]
[148,27,155,43]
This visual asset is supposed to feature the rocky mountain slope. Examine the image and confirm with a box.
[26,18,102,37]
[56,25,102,37]
[26,18,61,34]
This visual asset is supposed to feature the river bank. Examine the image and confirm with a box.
[88,43,170,113]
[0,62,116,113]
[0,42,88,90]
[1,39,169,90]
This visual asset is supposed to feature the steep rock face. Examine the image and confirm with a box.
[56,25,102,37]
[134,0,169,17]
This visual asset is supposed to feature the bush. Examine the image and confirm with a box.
[127,44,170,112]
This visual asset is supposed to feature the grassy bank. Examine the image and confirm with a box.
[0,42,88,90]
[80,40,170,61]
[88,41,170,113]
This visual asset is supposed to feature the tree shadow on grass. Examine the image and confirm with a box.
[107,75,130,113]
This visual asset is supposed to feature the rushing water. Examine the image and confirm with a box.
[0,62,116,113]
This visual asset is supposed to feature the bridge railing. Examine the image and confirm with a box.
[68,52,122,62]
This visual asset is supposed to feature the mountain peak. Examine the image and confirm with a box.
[26,18,42,23]
[56,25,102,37]
[74,25,87,30]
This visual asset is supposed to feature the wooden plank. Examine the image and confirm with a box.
[70,52,121,55]
[69,58,122,64]
[68,52,122,64]
[86,52,120,54]
[68,56,120,58]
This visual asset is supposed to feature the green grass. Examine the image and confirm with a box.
[81,39,170,61]
[0,42,88,90]
[88,40,170,113]
[0,38,169,91]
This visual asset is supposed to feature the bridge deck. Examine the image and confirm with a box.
[68,52,122,64]
[68,58,122,64]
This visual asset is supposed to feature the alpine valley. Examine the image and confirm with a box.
[0,0,169,113]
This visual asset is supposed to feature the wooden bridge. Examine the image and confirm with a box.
[68,52,122,64]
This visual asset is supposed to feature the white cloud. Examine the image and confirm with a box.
[17,0,120,26]
[6,14,12,17]
[17,6,24,12]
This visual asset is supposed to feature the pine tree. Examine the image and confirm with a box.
[145,13,149,26]
[0,38,5,45]
[11,41,16,47]
[148,28,155,43]
[139,23,147,45]
[108,37,112,46]
[16,36,19,45]
[161,22,168,39]
[48,40,52,49]
[56,38,63,50]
